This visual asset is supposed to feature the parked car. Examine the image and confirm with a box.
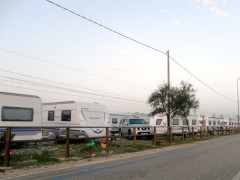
[119,118,154,139]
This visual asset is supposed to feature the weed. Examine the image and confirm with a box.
[1,133,236,170]
[33,150,60,164]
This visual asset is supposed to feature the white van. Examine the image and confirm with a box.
[0,91,42,141]
[42,101,109,138]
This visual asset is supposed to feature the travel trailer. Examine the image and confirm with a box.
[109,113,134,134]
[42,101,109,138]
[0,92,42,141]
[228,118,238,126]
[201,117,221,132]
[149,114,201,134]
[149,115,167,134]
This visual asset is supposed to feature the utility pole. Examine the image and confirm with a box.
[167,50,170,128]
[237,77,240,127]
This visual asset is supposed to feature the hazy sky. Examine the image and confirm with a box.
[0,0,240,118]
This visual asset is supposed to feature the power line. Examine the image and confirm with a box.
[169,56,237,103]
[0,76,147,104]
[0,82,147,106]
[46,0,237,104]
[0,48,149,90]
[0,68,145,102]
[46,0,167,56]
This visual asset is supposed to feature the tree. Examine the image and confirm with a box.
[148,81,199,131]
[173,81,200,132]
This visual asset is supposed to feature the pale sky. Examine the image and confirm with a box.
[0,0,240,118]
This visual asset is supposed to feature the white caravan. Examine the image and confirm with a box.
[202,117,217,127]
[149,114,168,134]
[0,92,42,141]
[229,118,238,126]
[42,101,109,138]
[201,117,220,132]
[149,114,201,134]
[109,113,134,134]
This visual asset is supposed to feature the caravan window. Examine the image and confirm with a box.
[61,110,71,121]
[183,119,187,125]
[112,118,118,124]
[48,111,54,121]
[2,106,33,121]
[173,119,179,125]
[192,120,196,125]
[156,119,162,125]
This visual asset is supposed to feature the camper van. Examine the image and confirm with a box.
[0,91,42,141]
[42,101,109,138]
[149,114,201,134]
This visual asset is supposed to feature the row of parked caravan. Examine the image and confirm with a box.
[148,114,238,135]
[0,92,239,141]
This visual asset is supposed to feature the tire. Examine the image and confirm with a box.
[147,135,154,139]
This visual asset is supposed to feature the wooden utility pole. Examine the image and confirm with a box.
[167,50,170,128]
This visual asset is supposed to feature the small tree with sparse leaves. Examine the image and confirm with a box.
[148,81,199,132]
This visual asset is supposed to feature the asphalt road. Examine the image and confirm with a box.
[7,135,240,180]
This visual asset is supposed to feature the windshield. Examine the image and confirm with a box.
[129,119,147,124]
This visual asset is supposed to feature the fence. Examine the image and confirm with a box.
[0,125,239,167]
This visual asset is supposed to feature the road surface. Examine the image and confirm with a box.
[6,135,240,180]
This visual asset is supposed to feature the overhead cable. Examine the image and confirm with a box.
[0,76,147,104]
[0,48,149,90]
[46,0,237,103]
[0,68,145,101]
[0,82,147,106]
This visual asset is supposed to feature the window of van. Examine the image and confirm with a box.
[192,120,196,125]
[61,110,71,121]
[112,118,118,124]
[129,119,147,124]
[2,106,33,121]
[173,119,179,125]
[48,111,54,121]
[156,119,162,125]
